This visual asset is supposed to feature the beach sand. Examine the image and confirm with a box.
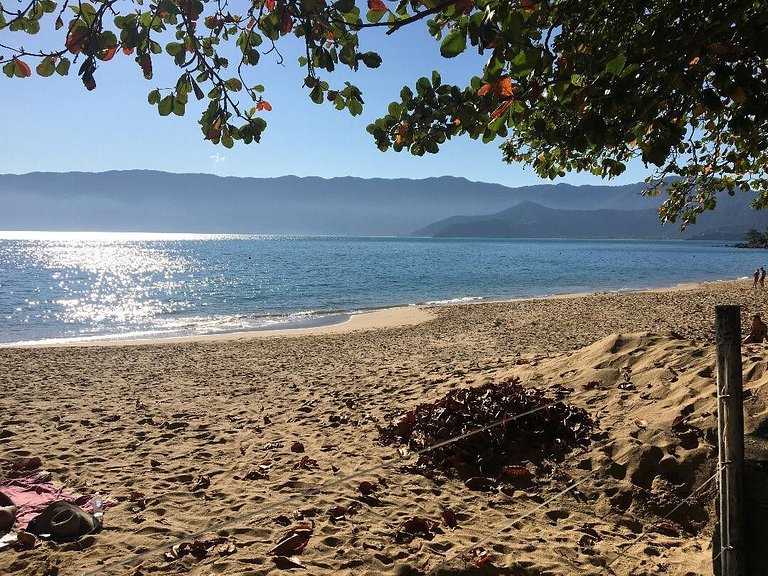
[2,279,768,575]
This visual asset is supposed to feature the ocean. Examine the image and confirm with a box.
[0,232,763,345]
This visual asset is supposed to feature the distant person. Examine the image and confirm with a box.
[744,314,768,344]
[753,268,760,288]
[760,267,766,287]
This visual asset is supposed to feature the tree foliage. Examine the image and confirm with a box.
[1,0,767,226]
[741,226,768,248]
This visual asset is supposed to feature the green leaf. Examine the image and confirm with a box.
[225,78,243,91]
[348,99,363,116]
[416,76,431,97]
[166,42,183,56]
[366,9,385,23]
[440,30,466,58]
[605,53,626,76]
[359,52,382,68]
[158,95,174,116]
[36,57,55,77]
[24,19,40,34]
[334,0,355,13]
[309,84,324,104]
[192,81,204,100]
[148,89,161,105]
[55,58,70,76]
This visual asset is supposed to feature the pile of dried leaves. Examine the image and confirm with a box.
[379,379,594,478]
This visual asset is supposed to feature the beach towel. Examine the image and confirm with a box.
[0,472,101,530]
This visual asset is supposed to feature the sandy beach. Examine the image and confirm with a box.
[2,279,768,575]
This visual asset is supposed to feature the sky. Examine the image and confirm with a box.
[0,6,653,188]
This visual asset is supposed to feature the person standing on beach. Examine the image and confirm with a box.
[754,268,760,288]
[760,267,766,287]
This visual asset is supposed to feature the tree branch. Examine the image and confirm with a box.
[335,0,456,35]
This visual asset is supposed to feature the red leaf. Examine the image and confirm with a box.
[139,54,152,79]
[477,76,515,98]
[454,0,473,13]
[14,59,32,78]
[11,456,41,471]
[368,0,387,11]
[500,465,534,482]
[327,506,347,523]
[395,517,443,543]
[490,99,513,119]
[281,12,293,33]
[83,73,96,91]
[100,46,117,61]
[520,0,536,14]
[265,0,276,10]
[268,524,313,556]
[178,0,202,21]
[464,547,492,567]
[464,476,498,491]
[65,28,88,54]
[358,480,378,495]
[122,46,134,55]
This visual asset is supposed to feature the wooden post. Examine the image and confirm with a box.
[715,305,745,576]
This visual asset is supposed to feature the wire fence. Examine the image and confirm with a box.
[80,373,720,576]
[604,466,722,570]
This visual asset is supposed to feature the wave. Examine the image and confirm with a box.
[424,296,485,305]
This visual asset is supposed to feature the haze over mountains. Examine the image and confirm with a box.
[1,170,765,239]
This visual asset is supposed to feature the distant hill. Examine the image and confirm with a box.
[414,202,672,239]
[414,195,768,240]
[0,170,763,238]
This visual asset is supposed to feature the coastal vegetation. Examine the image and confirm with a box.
[0,0,766,226]
[736,226,768,248]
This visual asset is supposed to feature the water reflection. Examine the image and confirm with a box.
[1,238,195,334]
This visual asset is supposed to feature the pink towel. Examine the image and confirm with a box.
[0,472,106,530]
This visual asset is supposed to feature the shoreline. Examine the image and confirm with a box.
[1,277,743,348]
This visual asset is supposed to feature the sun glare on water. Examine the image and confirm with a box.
[0,233,204,332]
[0,231,251,242]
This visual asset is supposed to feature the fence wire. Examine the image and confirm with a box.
[84,396,570,574]
[83,368,719,575]
[429,443,721,575]
[604,465,722,570]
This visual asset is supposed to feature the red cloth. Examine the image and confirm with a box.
[0,472,106,531]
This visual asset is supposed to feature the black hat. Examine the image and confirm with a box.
[26,501,100,541]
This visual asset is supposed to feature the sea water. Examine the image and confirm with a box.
[0,231,764,344]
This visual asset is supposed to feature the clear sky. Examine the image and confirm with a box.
[0,11,652,187]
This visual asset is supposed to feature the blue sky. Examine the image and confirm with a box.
[0,13,652,187]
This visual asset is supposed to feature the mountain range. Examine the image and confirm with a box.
[0,170,765,239]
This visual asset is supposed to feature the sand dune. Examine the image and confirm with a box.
[1,279,767,575]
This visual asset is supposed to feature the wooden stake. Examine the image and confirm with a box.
[715,305,745,576]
